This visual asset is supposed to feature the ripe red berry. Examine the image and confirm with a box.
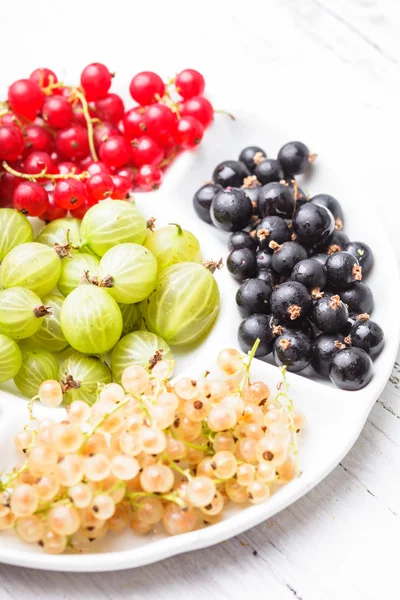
[136,164,163,191]
[54,178,86,209]
[24,151,56,181]
[85,160,110,176]
[8,79,43,120]
[111,174,132,199]
[93,121,120,151]
[181,96,214,128]
[129,72,165,106]
[58,161,82,176]
[122,107,146,140]
[115,166,136,184]
[56,125,90,159]
[42,95,73,129]
[131,135,164,167]
[70,197,95,219]
[24,125,53,154]
[29,68,58,88]
[0,169,20,206]
[13,181,49,216]
[175,116,204,149]
[40,191,68,221]
[71,104,97,128]
[85,172,114,202]
[0,113,17,126]
[0,125,25,161]
[144,104,177,144]
[80,63,113,101]
[99,135,131,168]
[175,69,205,99]
[95,93,124,125]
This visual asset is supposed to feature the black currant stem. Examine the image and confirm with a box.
[1,161,89,182]
[238,338,260,394]
[214,109,236,121]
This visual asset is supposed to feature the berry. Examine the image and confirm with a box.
[242,181,261,205]
[136,164,163,191]
[213,160,250,188]
[346,314,384,357]
[175,116,204,149]
[312,334,345,377]
[115,166,136,184]
[122,107,146,140]
[255,216,290,251]
[144,104,176,143]
[238,146,266,173]
[291,258,327,294]
[256,250,273,271]
[236,278,272,317]
[193,183,222,224]
[326,251,362,289]
[273,332,312,372]
[257,182,295,219]
[54,179,86,210]
[211,188,253,231]
[257,269,277,287]
[24,151,56,180]
[85,172,114,202]
[40,192,68,222]
[270,315,313,339]
[270,241,308,277]
[228,231,258,252]
[95,93,125,125]
[0,170,21,206]
[129,72,165,105]
[58,162,82,176]
[13,181,48,216]
[238,314,274,357]
[227,248,257,281]
[254,159,284,185]
[56,125,89,160]
[0,125,25,161]
[278,141,313,176]
[24,125,53,154]
[312,294,349,333]
[316,230,350,255]
[99,135,131,168]
[176,69,205,99]
[69,200,91,220]
[42,96,73,129]
[80,63,112,101]
[340,282,374,314]
[292,203,334,247]
[131,135,164,167]
[329,347,373,390]
[93,122,120,151]
[344,241,374,274]
[111,175,132,199]
[311,194,344,230]
[8,79,43,120]
[312,253,329,266]
[270,281,312,323]
[29,68,58,88]
[181,96,214,128]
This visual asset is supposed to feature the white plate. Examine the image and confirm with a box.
[0,110,399,571]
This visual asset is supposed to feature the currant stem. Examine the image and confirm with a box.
[214,109,236,121]
[2,161,89,182]
[72,89,99,162]
[238,338,260,393]
[79,398,131,452]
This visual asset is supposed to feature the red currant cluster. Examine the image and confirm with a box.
[0,64,217,221]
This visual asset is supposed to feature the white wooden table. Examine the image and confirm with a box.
[1,0,399,598]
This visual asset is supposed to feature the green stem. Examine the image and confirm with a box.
[168,223,183,235]
[238,338,260,394]
[2,161,89,182]
[78,398,131,452]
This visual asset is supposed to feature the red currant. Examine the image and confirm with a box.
[0,169,20,206]
[72,104,97,128]
[42,96,73,129]
[115,166,136,184]
[0,125,25,161]
[136,164,163,191]
[111,174,132,199]
[56,125,89,159]
[95,93,124,125]
[54,178,86,209]
[131,135,164,167]
[93,121,120,152]
[80,63,113,101]
[70,200,91,219]
[0,113,16,126]
[24,125,53,153]
[24,151,57,181]
[85,160,110,176]
[40,191,68,221]
[99,135,131,168]
[85,172,114,202]
[144,104,177,144]
[8,79,43,120]
[181,96,214,128]
[129,72,165,106]
[13,181,49,216]
[175,69,205,99]
[122,107,146,140]
[175,116,204,149]
[29,68,58,89]
[58,161,82,176]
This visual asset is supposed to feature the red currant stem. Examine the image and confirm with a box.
[1,161,89,182]
[0,109,9,118]
[72,89,99,162]
[159,149,179,168]
[214,109,236,121]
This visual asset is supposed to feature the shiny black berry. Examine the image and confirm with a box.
[282,179,308,207]
[270,281,311,323]
[228,231,258,252]
[291,258,327,295]
[213,160,250,188]
[257,182,295,219]
[193,183,222,224]
[236,278,272,317]
[277,141,313,176]
[238,313,274,357]
[311,194,344,230]
[270,315,313,339]
[227,248,257,281]
[312,253,329,266]
[242,182,261,206]
[292,203,334,247]
[340,282,374,314]
[270,241,308,277]
[257,269,277,286]
[329,347,373,390]
[326,252,362,289]
[344,241,374,274]
[255,216,291,251]
[273,332,313,372]
[238,146,266,173]
[254,159,284,185]
[256,250,273,271]
[317,230,350,255]
[346,314,384,357]
[311,333,345,377]
[312,294,349,333]
[211,188,253,231]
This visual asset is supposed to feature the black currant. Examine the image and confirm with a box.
[241,181,261,206]
[326,251,362,289]
[311,294,349,333]
[193,183,222,224]
[237,313,274,357]
[273,332,313,372]
[254,159,284,185]
[238,146,266,173]
[270,315,313,339]
[345,314,384,357]
[312,253,329,266]
[344,241,374,274]
[227,248,257,281]
[340,282,374,314]
[310,194,344,230]
[292,203,334,247]
[236,278,272,317]
[257,268,277,286]
[270,241,308,276]
[329,347,373,391]
[282,179,308,207]
[270,281,312,323]
[212,160,250,188]
[256,250,273,271]
[211,188,253,231]
[277,141,314,176]
[291,258,327,296]
[257,182,295,219]
[311,333,346,377]
[316,230,350,255]
[228,231,258,252]
[255,216,291,251]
